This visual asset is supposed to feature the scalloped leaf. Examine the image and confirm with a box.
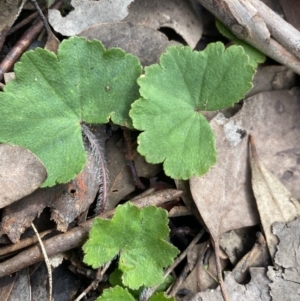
[96,287,175,301]
[96,286,135,301]
[130,42,255,179]
[0,37,141,186]
[216,20,266,67]
[109,268,174,298]
[83,202,179,289]
[149,292,175,301]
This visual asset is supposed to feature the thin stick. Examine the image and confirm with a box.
[0,29,9,54]
[30,0,53,36]
[74,261,111,301]
[197,0,300,75]
[212,237,230,301]
[0,229,53,257]
[0,0,63,81]
[30,0,60,53]
[0,189,183,277]
[8,11,40,35]
[168,242,210,296]
[31,222,53,301]
[166,262,190,297]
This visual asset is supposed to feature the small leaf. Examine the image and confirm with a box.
[130,43,255,179]
[0,144,47,208]
[0,37,141,187]
[49,0,134,36]
[109,268,174,298]
[149,292,175,301]
[249,136,300,260]
[96,286,135,301]
[83,202,179,289]
[216,20,266,68]
[192,268,271,301]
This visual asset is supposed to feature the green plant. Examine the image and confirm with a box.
[216,19,266,68]
[0,37,255,184]
[96,286,174,301]
[130,42,255,179]
[83,203,178,300]
[0,36,257,299]
[0,37,141,187]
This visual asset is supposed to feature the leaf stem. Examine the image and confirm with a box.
[81,124,109,214]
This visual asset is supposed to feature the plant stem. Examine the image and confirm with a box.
[81,124,109,214]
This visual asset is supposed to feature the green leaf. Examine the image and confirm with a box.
[109,268,174,298]
[216,20,266,67]
[96,286,135,301]
[96,287,175,301]
[149,292,175,301]
[130,42,255,179]
[83,202,179,289]
[0,36,141,187]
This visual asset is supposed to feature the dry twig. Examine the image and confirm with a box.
[31,222,53,301]
[0,189,183,277]
[0,0,63,81]
[195,0,300,75]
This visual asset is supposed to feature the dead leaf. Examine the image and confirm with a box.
[178,243,227,299]
[249,136,300,260]
[190,113,259,241]
[49,0,134,36]
[168,206,191,217]
[1,145,100,242]
[0,0,22,32]
[30,262,80,301]
[267,217,300,301]
[277,0,300,31]
[247,65,296,98]
[7,268,31,301]
[0,189,183,277]
[220,229,256,266]
[232,232,270,283]
[190,89,300,243]
[79,22,171,66]
[50,144,101,231]
[3,72,15,84]
[175,180,203,223]
[0,273,16,300]
[0,144,47,209]
[242,89,300,199]
[30,264,50,301]
[44,30,60,53]
[124,0,203,48]
[190,268,271,301]
[190,89,300,298]
[106,132,161,210]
